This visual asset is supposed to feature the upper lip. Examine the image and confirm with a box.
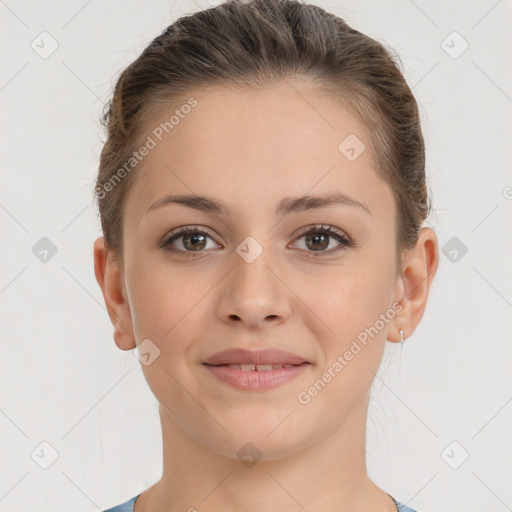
[203,348,309,366]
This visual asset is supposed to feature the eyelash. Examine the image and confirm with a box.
[160,224,355,258]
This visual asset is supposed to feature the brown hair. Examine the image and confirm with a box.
[94,0,431,273]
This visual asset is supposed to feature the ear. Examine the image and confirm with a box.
[93,236,136,351]
[389,227,439,343]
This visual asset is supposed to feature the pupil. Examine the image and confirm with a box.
[307,233,328,251]
[184,233,206,251]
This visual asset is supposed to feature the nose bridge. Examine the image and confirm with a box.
[233,233,278,299]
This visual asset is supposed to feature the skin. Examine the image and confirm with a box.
[94,80,438,512]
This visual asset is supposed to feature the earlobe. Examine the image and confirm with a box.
[390,227,439,343]
[93,236,136,351]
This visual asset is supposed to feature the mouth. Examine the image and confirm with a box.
[202,362,311,391]
[204,362,304,371]
[201,348,312,391]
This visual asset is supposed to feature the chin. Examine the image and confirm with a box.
[203,419,312,463]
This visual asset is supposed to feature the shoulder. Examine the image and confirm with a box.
[102,493,141,512]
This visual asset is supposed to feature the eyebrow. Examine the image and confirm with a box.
[146,192,372,217]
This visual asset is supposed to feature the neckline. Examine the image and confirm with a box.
[133,492,399,511]
[386,493,400,512]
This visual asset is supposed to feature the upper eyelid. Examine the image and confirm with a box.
[294,223,347,238]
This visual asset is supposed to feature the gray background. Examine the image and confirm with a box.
[1,0,511,510]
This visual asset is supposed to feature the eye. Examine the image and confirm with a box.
[290,224,353,255]
[160,225,220,256]
[160,223,354,257]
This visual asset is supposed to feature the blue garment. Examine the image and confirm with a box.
[102,492,419,511]
[102,494,141,512]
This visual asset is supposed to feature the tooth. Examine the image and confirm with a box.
[224,363,299,371]
[256,364,273,371]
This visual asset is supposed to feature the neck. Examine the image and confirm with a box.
[135,393,397,512]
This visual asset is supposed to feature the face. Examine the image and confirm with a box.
[113,81,405,460]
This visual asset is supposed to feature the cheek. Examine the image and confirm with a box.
[126,264,206,403]
[126,259,193,342]
[299,274,393,420]
[308,266,395,382]
[127,259,218,368]
[306,264,391,333]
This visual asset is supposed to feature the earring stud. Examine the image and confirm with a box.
[399,328,405,343]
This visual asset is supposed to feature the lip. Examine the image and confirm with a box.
[202,348,312,391]
[203,348,309,366]
[203,362,311,391]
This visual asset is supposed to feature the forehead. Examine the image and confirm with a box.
[124,80,395,228]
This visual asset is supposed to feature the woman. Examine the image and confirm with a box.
[94,0,438,510]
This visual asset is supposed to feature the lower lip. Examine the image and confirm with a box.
[203,363,311,391]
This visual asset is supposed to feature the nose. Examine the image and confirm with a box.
[216,244,292,330]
